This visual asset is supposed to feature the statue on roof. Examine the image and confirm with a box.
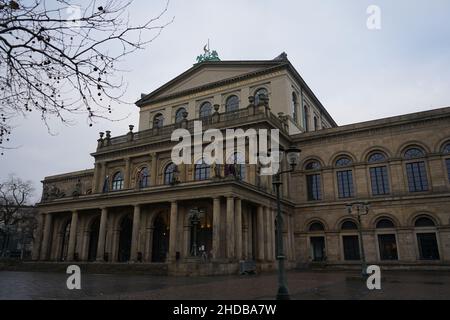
[196,40,220,64]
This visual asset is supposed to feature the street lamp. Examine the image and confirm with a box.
[269,145,301,300]
[189,208,203,257]
[346,201,370,277]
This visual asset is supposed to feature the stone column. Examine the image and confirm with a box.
[130,204,141,262]
[212,197,221,260]
[264,207,272,261]
[67,210,79,261]
[257,206,265,261]
[100,162,107,192]
[247,209,253,259]
[32,212,45,260]
[96,208,108,261]
[92,162,100,193]
[168,201,178,262]
[40,213,53,260]
[226,196,235,260]
[124,157,131,189]
[150,153,157,186]
[235,198,243,260]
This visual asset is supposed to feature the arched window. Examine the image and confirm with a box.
[309,221,325,232]
[305,160,322,201]
[404,147,428,192]
[225,95,239,113]
[376,218,398,260]
[291,92,298,123]
[368,152,390,196]
[195,159,210,181]
[341,220,360,261]
[404,147,425,159]
[443,143,450,184]
[303,105,309,131]
[199,102,212,118]
[254,88,268,106]
[368,152,387,163]
[335,157,352,167]
[137,167,150,188]
[112,172,124,190]
[415,216,435,227]
[376,219,395,229]
[164,163,177,185]
[415,216,440,260]
[313,116,318,131]
[175,107,187,123]
[341,220,358,230]
[227,152,245,180]
[335,157,354,198]
[153,113,164,128]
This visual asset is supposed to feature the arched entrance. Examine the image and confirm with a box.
[152,214,169,262]
[59,220,71,261]
[118,216,133,262]
[87,217,100,261]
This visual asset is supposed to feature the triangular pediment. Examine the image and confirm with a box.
[137,60,286,105]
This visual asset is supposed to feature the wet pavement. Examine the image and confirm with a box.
[1,270,450,300]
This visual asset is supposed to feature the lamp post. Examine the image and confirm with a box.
[346,201,370,277]
[269,145,301,300]
[189,208,202,257]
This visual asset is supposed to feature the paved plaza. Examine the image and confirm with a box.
[1,269,450,300]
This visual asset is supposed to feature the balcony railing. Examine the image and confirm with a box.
[97,104,289,150]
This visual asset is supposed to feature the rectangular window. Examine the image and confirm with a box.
[337,170,354,198]
[343,235,360,260]
[417,233,440,260]
[307,174,322,201]
[446,159,450,183]
[378,234,398,260]
[370,166,390,195]
[406,161,428,192]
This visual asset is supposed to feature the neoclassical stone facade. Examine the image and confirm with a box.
[33,53,450,274]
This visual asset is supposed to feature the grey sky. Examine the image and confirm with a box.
[1,0,450,203]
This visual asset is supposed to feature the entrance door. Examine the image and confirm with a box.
[59,221,71,261]
[87,217,100,261]
[118,216,132,262]
[152,215,169,262]
[417,233,440,260]
[310,236,325,261]
[343,235,360,261]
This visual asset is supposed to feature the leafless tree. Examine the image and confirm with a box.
[0,174,34,257]
[0,0,172,152]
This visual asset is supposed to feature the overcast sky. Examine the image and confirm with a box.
[2,0,450,203]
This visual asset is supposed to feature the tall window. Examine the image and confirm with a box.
[368,152,390,195]
[376,218,398,260]
[336,157,354,198]
[404,147,428,192]
[227,152,245,180]
[292,92,298,123]
[415,216,440,260]
[305,160,322,201]
[225,95,239,113]
[303,105,309,131]
[112,172,124,190]
[175,107,187,123]
[341,220,360,261]
[195,159,210,181]
[443,143,450,183]
[254,88,268,106]
[153,113,164,128]
[313,116,318,131]
[199,102,212,118]
[164,163,177,185]
[138,167,150,188]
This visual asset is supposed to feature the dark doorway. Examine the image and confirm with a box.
[310,236,326,261]
[87,217,100,261]
[378,234,398,260]
[59,220,71,261]
[152,215,169,262]
[343,235,360,260]
[118,216,133,262]
[417,233,440,260]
